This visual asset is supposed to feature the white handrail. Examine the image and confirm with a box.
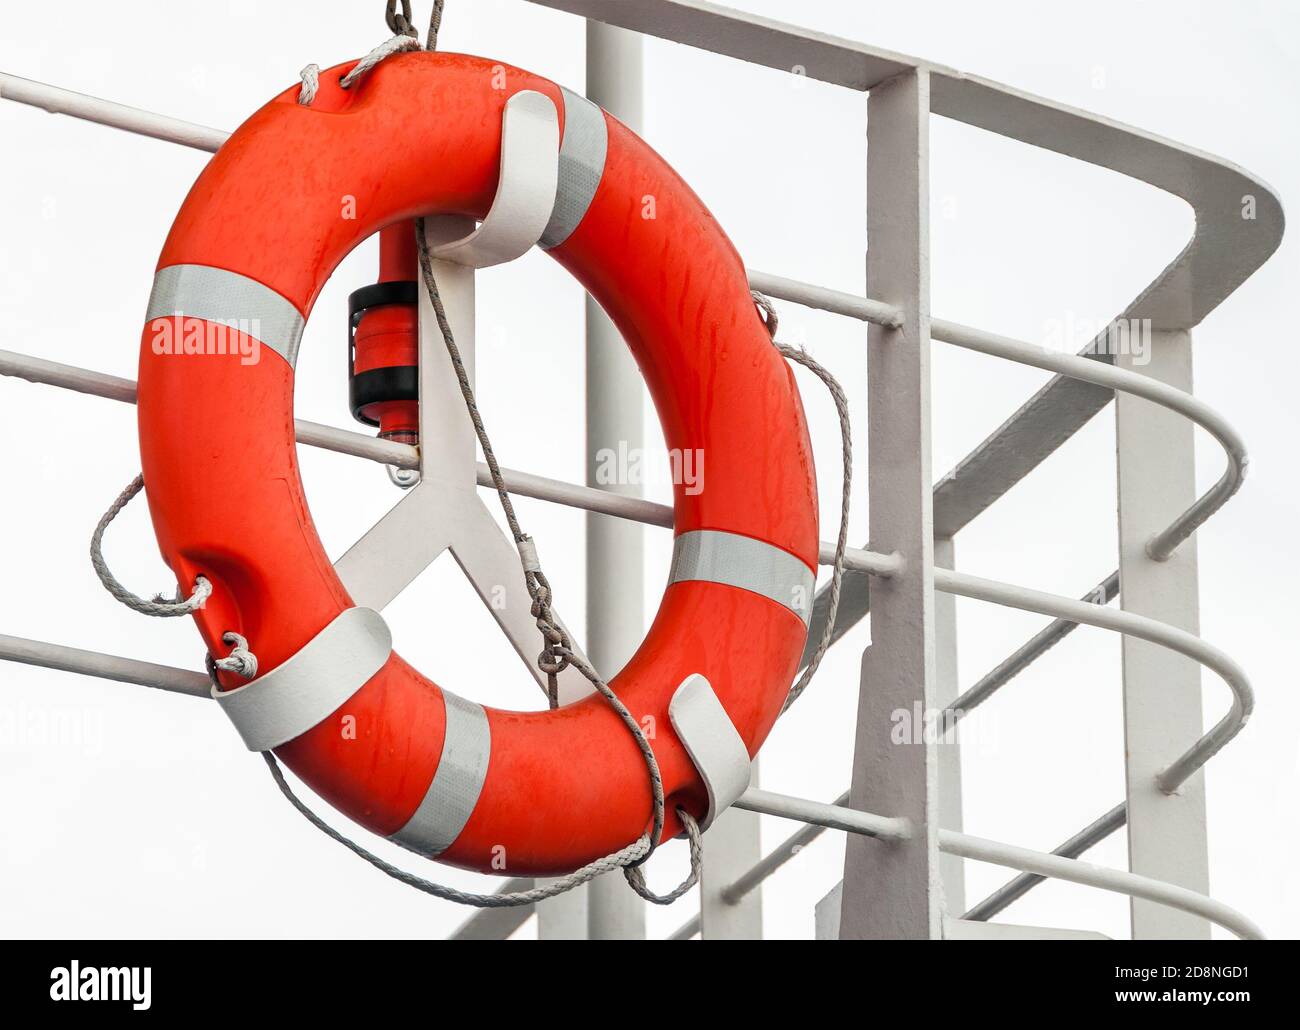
[0,72,1244,561]
[940,829,1264,940]
[0,71,228,151]
[0,634,210,698]
[934,568,1251,794]
[931,318,1247,562]
[746,268,902,328]
[732,282,1249,565]
[0,348,899,577]
[734,787,910,841]
[668,793,1261,941]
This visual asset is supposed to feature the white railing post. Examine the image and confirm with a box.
[839,67,943,939]
[579,16,649,942]
[1114,328,1211,938]
[699,762,763,939]
[934,536,965,914]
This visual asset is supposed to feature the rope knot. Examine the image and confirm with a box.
[385,0,419,37]
[536,645,570,677]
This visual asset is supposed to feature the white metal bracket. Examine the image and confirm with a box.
[332,88,588,701]
[430,89,560,268]
[668,674,753,831]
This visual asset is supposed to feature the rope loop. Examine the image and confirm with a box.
[623,807,703,904]
[263,751,653,908]
[90,474,213,618]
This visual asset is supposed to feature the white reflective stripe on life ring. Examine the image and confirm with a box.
[211,607,392,752]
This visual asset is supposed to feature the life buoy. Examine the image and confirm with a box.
[137,51,818,876]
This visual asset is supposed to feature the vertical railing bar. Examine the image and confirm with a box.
[580,17,648,942]
[838,67,941,939]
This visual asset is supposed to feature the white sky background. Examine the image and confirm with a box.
[1,0,1297,940]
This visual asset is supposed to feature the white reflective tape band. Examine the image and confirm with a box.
[211,607,392,752]
[668,529,815,625]
[146,264,306,367]
[389,691,491,857]
[539,87,608,249]
[668,674,752,831]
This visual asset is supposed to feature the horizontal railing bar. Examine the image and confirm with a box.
[675,790,1244,940]
[20,72,1236,563]
[724,790,849,904]
[940,827,1263,940]
[665,790,868,941]
[0,349,898,576]
[679,789,1125,936]
[0,634,210,698]
[0,347,422,469]
[0,71,1258,565]
[0,76,903,345]
[962,803,1128,922]
[934,568,1251,794]
[735,787,910,841]
[0,71,228,151]
[931,318,1247,562]
[949,570,1120,719]
[746,268,903,328]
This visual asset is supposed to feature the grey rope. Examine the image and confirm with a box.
[261,750,700,908]
[265,0,702,907]
[413,223,702,904]
[751,291,854,712]
[425,0,445,50]
[386,0,419,38]
[298,33,421,106]
[90,475,212,617]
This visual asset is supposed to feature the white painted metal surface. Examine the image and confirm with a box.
[0,347,897,573]
[1114,330,1210,938]
[698,771,764,940]
[934,537,965,914]
[333,218,593,699]
[839,67,942,941]
[0,0,1283,941]
[578,18,648,942]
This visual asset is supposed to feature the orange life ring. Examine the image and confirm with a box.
[137,51,818,876]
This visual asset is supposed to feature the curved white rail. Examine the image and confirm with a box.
[934,568,1252,794]
[668,792,1262,941]
[931,319,1248,562]
[941,830,1264,940]
[963,802,1127,922]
